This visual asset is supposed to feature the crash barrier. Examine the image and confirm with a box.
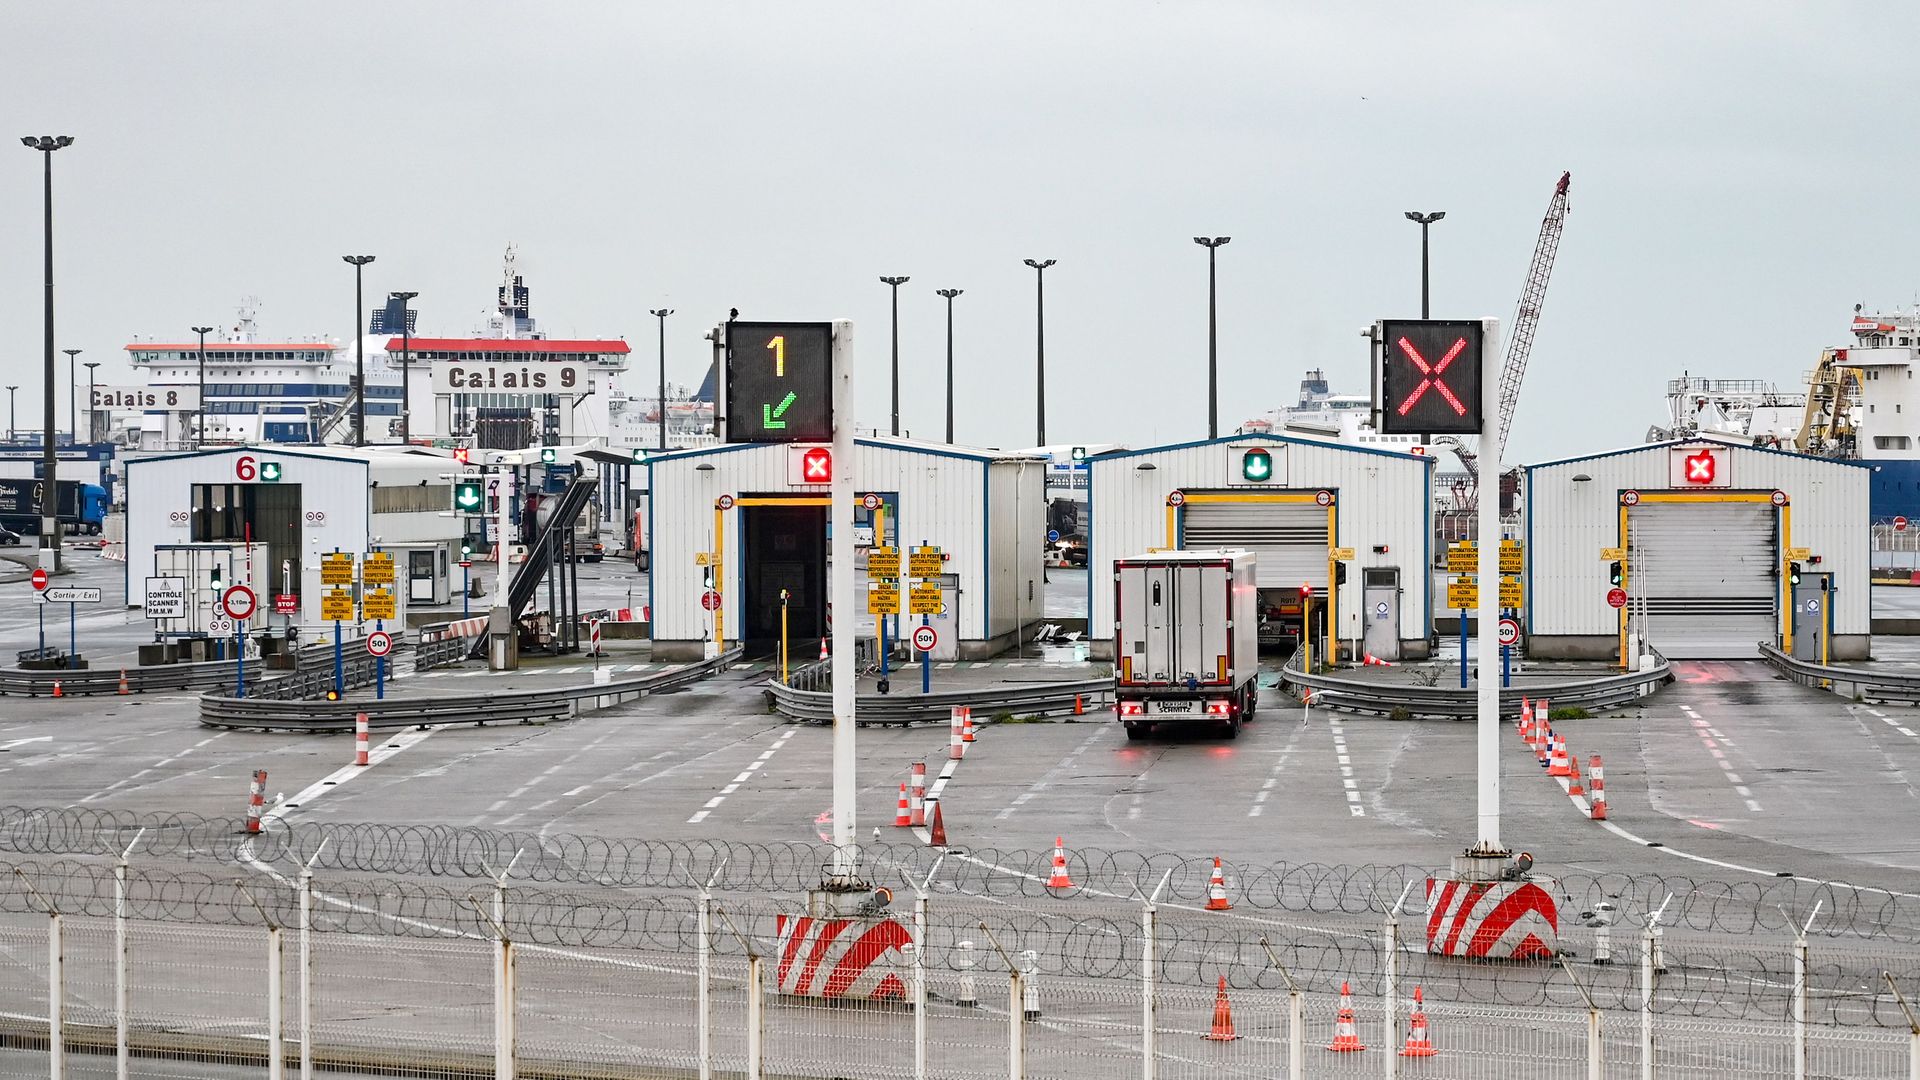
[1282,645,1672,718]
[1761,641,1920,705]
[768,676,1114,725]
[0,857,1915,1078]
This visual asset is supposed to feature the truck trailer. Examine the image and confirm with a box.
[1113,549,1260,739]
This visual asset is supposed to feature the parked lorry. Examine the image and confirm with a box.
[0,479,109,535]
[1113,549,1260,739]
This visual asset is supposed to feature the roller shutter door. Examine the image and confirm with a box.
[1182,502,1328,590]
[1631,502,1777,658]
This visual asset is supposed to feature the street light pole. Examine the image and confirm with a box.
[23,134,74,571]
[1023,259,1055,446]
[390,291,418,444]
[649,308,673,452]
[1193,236,1230,438]
[4,387,16,442]
[342,255,376,446]
[879,276,909,436]
[1404,211,1445,319]
[62,349,80,443]
[82,362,99,443]
[191,327,214,449]
[936,288,962,444]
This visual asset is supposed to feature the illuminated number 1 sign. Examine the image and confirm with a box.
[1376,319,1485,436]
[725,322,834,443]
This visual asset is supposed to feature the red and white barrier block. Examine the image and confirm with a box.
[772,914,910,1000]
[355,714,370,767]
[1424,876,1558,960]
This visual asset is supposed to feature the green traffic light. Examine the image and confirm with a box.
[453,481,484,512]
[259,461,282,482]
[1241,448,1274,482]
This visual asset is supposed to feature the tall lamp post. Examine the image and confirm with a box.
[1023,259,1055,446]
[82,362,99,443]
[342,255,376,445]
[62,348,81,443]
[4,387,16,442]
[390,291,417,443]
[878,276,910,435]
[1193,236,1230,438]
[192,326,214,449]
[649,308,673,452]
[1404,211,1445,318]
[23,134,75,570]
[936,288,962,444]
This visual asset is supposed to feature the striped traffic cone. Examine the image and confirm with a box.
[909,762,927,827]
[118,669,130,695]
[1201,976,1239,1041]
[1046,836,1074,889]
[819,637,829,661]
[949,709,966,760]
[1566,753,1586,796]
[1548,734,1573,777]
[51,680,62,698]
[246,770,266,834]
[1204,857,1233,911]
[1399,986,1436,1057]
[1535,724,1553,766]
[1519,697,1534,740]
[1589,755,1609,820]
[961,708,976,743]
[893,783,912,827]
[927,800,948,847]
[1326,981,1366,1052]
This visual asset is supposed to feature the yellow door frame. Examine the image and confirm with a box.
[1616,490,1790,668]
[1165,490,1340,661]
[719,495,836,653]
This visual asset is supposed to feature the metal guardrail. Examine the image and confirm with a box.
[1760,641,1920,703]
[1278,645,1673,718]
[0,659,263,698]
[767,675,1113,725]
[198,647,743,731]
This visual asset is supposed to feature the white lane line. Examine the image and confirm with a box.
[912,755,968,843]
[1327,717,1365,818]
[994,729,1105,821]
[685,729,795,824]
[1684,705,1760,812]
[268,728,436,820]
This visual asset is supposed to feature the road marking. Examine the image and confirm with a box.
[1327,718,1364,817]
[686,729,795,824]
[994,729,1105,820]
[268,728,437,820]
[1682,705,1760,812]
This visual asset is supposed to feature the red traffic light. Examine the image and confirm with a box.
[801,446,832,483]
[453,447,470,464]
[1299,582,1312,598]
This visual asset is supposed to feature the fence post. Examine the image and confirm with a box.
[299,867,313,1080]
[1141,898,1155,1080]
[49,910,63,1080]
[978,921,1024,1080]
[1558,955,1603,1080]
[114,847,132,1080]
[913,890,928,1080]
[268,923,285,1080]
[1259,938,1305,1080]
[698,888,713,1080]
[1640,923,1656,1080]
[1383,912,1400,1078]
[714,906,765,1080]
[1792,932,1808,1080]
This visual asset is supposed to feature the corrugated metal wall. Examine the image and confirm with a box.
[985,459,1047,637]
[647,440,1042,643]
[1524,442,1872,637]
[1087,436,1434,643]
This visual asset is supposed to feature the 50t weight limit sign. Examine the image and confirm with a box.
[725,322,834,443]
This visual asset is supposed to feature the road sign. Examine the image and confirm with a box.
[862,493,882,511]
[1499,579,1523,608]
[1897,516,1910,532]
[44,587,101,604]
[221,585,257,621]
[1600,547,1626,561]
[208,617,233,636]
[796,445,833,483]
[695,552,712,567]
[144,577,186,619]
[452,478,484,514]
[1167,491,1185,507]
[1315,490,1333,507]
[908,582,943,615]
[908,547,944,578]
[1497,618,1521,647]
[869,547,902,577]
[715,494,736,511]
[1447,578,1478,608]
[1499,541,1524,575]
[726,322,834,442]
[366,631,394,658]
[1785,546,1811,561]
[1331,547,1356,562]
[910,625,938,652]
[701,590,722,612]
[1606,588,1628,609]
[1377,319,1486,435]
[273,593,298,616]
[1622,490,1640,506]
[1047,529,1060,543]
[1446,543,1478,573]
[1771,489,1788,507]
[867,582,901,615]
[362,552,396,585]
[362,588,396,621]
[30,569,47,591]
[320,553,355,586]
[321,589,355,622]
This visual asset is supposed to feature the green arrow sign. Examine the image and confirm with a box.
[763,391,798,430]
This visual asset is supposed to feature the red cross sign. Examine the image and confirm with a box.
[1376,320,1485,435]
[1394,335,1470,418]
[801,446,832,483]
[1683,450,1715,484]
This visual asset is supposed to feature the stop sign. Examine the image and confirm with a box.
[1606,587,1628,609]
[30,569,47,591]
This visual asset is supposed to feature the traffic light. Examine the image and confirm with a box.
[1070,446,1088,462]
[210,565,222,586]
[259,460,283,483]
[1608,561,1623,586]
[453,447,470,465]
[1241,448,1275,482]
[1299,582,1312,599]
[800,446,832,483]
[540,447,558,464]
[631,447,647,464]
[1789,561,1803,586]
[1378,319,1486,435]
[1335,562,1348,586]
[453,478,485,514]
[461,540,474,557]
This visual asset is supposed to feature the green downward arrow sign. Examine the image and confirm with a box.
[763,391,798,430]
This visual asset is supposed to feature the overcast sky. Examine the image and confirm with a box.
[5,2,1917,461]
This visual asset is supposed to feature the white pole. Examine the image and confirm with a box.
[745,954,764,1080]
[1588,1007,1603,1080]
[496,937,515,1080]
[267,925,285,1080]
[299,869,312,1080]
[1383,915,1399,1077]
[697,892,712,1080]
[1475,317,1505,851]
[1640,925,1655,1080]
[830,319,858,871]
[1288,990,1304,1080]
[1140,900,1155,1080]
[1792,934,1808,1080]
[114,859,128,1080]
[1008,971,1025,1080]
[493,465,513,604]
[48,911,63,1080]
[913,893,928,1080]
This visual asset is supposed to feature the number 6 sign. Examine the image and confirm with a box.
[235,454,257,481]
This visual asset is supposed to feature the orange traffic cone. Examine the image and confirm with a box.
[1399,986,1436,1057]
[51,680,62,698]
[893,783,912,827]
[927,800,947,847]
[1327,981,1366,1052]
[1074,694,1085,716]
[1547,734,1573,777]
[1589,755,1609,821]
[1046,836,1074,889]
[1204,857,1233,911]
[1202,975,1239,1041]
[961,709,976,743]
[1566,754,1586,796]
[118,669,130,695]
[819,637,829,661]
[1535,724,1552,765]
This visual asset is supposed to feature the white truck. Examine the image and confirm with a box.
[1113,549,1260,740]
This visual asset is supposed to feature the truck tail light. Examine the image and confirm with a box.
[1206,700,1233,716]
[1119,702,1145,717]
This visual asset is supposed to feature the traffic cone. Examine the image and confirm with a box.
[819,637,829,661]
[117,669,130,695]
[1326,981,1366,1052]
[1548,734,1573,777]
[961,708,976,743]
[1204,857,1233,911]
[927,800,948,847]
[1399,986,1436,1057]
[1535,724,1552,766]
[1566,753,1586,796]
[1074,694,1085,716]
[51,680,62,698]
[1589,755,1609,821]
[246,770,266,835]
[894,783,912,827]
[1202,975,1239,1041]
[1046,836,1074,889]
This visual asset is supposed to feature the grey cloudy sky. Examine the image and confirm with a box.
[5,2,1917,461]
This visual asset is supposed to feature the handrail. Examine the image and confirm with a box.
[1760,641,1920,701]
[1279,644,1672,718]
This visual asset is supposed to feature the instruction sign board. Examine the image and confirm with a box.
[908,547,944,578]
[1447,578,1478,608]
[867,582,901,615]
[1446,543,1477,573]
[1499,579,1524,607]
[44,587,102,604]
[321,554,355,586]
[362,552,395,585]
[869,547,901,578]
[908,582,944,615]
[1499,540,1524,575]
[320,589,355,622]
[362,588,396,621]
[143,577,187,619]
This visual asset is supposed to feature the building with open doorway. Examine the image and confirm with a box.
[645,437,1046,661]
[1086,433,1435,662]
[1523,438,1871,661]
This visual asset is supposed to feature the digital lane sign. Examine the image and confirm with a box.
[725,322,834,443]
[1377,319,1485,436]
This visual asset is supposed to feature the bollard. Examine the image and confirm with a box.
[1589,755,1608,820]
[909,762,927,827]
[247,770,267,834]
[955,940,978,1008]
[354,714,369,767]
[1020,948,1041,1020]
[949,709,965,760]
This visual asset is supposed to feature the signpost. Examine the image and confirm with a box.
[367,630,393,699]
[41,586,100,672]
[273,594,298,616]
[868,546,901,577]
[221,585,256,699]
[362,552,396,586]
[321,583,354,698]
[31,567,47,658]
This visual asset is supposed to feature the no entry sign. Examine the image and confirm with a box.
[30,569,47,591]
